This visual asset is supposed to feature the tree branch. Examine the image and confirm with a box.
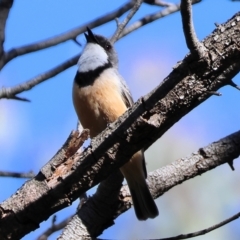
[58,130,240,238]
[0,171,34,178]
[120,0,201,38]
[59,171,124,240]
[0,54,80,101]
[0,12,240,239]
[143,0,174,7]
[110,0,144,43]
[37,126,240,239]
[180,0,206,58]
[2,1,134,68]
[158,212,240,240]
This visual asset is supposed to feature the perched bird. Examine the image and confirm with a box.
[72,27,159,220]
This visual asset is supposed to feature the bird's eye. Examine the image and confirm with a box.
[105,44,111,50]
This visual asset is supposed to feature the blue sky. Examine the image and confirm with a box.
[0,0,240,239]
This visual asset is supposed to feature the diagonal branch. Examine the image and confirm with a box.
[120,0,201,39]
[0,12,240,239]
[143,0,174,7]
[180,0,206,58]
[0,54,79,100]
[159,212,240,240]
[58,130,240,238]
[110,0,144,43]
[2,1,134,68]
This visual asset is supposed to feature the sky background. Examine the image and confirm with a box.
[1,0,240,239]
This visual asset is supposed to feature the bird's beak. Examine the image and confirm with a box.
[84,27,99,44]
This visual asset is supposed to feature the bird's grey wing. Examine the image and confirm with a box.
[118,73,147,178]
[119,75,134,108]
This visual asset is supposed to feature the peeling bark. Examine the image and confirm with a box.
[59,131,240,239]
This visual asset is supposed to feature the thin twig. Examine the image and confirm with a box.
[180,0,205,58]
[159,212,240,240]
[3,1,134,68]
[229,79,240,91]
[0,54,79,100]
[72,38,82,47]
[120,0,201,39]
[9,95,30,102]
[206,91,222,96]
[110,0,144,43]
[0,170,35,178]
[143,0,174,7]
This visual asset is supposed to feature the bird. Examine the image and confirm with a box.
[72,27,159,220]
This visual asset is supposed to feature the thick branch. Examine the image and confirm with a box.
[38,126,240,240]
[2,1,133,68]
[59,130,240,238]
[59,171,124,240]
[0,12,240,239]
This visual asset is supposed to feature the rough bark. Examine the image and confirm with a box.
[59,171,124,240]
[59,131,240,239]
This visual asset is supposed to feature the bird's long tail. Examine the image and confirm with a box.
[120,151,159,220]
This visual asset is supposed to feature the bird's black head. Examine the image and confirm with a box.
[84,27,118,67]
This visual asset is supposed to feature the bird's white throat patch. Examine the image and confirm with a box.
[78,43,108,72]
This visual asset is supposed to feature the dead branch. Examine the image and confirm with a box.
[58,130,240,238]
[37,128,240,240]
